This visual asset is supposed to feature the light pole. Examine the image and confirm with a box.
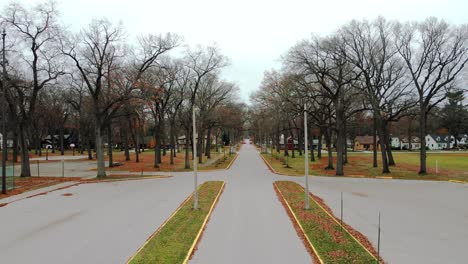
[1,29,7,194]
[304,103,310,209]
[192,105,198,209]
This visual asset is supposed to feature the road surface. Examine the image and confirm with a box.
[1,140,467,263]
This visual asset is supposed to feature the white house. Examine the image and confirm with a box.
[457,134,468,147]
[400,136,421,150]
[425,134,454,150]
[391,137,401,148]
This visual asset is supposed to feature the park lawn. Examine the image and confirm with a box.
[128,181,224,264]
[274,181,379,263]
[106,147,236,172]
[262,150,468,182]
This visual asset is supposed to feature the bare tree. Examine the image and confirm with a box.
[395,18,468,174]
[2,1,65,176]
[62,19,179,177]
[341,18,415,173]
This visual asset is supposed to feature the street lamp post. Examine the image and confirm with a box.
[304,103,310,209]
[1,29,7,194]
[192,105,198,209]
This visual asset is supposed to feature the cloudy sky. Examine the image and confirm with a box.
[2,0,468,103]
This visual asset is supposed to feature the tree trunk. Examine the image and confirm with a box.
[170,125,175,165]
[419,106,427,174]
[107,122,113,167]
[13,128,19,163]
[344,120,348,165]
[95,121,106,178]
[317,130,322,159]
[205,127,211,159]
[335,99,345,176]
[135,127,140,163]
[215,133,219,153]
[198,129,204,164]
[60,125,64,155]
[310,129,315,162]
[184,130,190,169]
[154,131,161,168]
[19,124,31,177]
[290,127,295,158]
[298,129,303,156]
[383,123,395,166]
[375,117,390,173]
[87,136,93,160]
[124,125,130,161]
[373,116,378,168]
[324,126,334,170]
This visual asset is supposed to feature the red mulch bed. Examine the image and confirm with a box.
[274,181,383,263]
[0,177,82,200]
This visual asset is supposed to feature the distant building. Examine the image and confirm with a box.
[390,137,401,148]
[456,134,468,147]
[425,134,454,150]
[400,136,421,150]
[0,133,13,149]
[354,135,379,151]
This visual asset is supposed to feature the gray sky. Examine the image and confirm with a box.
[3,0,468,103]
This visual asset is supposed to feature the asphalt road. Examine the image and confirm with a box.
[189,142,311,264]
[0,140,467,263]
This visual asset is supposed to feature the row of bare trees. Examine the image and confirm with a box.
[0,1,245,178]
[250,17,468,175]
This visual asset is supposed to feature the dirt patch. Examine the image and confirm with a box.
[61,193,73,196]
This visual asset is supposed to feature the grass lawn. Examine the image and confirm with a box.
[274,181,379,263]
[262,149,468,181]
[106,147,237,173]
[128,181,225,264]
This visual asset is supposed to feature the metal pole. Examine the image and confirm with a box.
[436,160,438,176]
[304,103,310,209]
[1,29,7,194]
[62,158,64,177]
[37,160,40,177]
[192,105,198,209]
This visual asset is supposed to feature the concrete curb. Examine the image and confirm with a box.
[273,182,324,264]
[125,181,226,264]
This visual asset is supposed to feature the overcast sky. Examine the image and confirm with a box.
[2,0,468,103]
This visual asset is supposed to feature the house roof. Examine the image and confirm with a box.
[429,134,450,143]
[401,136,420,143]
[355,135,378,145]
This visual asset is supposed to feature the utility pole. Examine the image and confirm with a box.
[192,105,198,209]
[2,29,7,194]
[304,103,310,209]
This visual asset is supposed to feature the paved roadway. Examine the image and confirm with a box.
[0,140,467,263]
[190,141,311,264]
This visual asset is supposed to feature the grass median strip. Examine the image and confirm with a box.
[128,181,225,264]
[274,181,380,263]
